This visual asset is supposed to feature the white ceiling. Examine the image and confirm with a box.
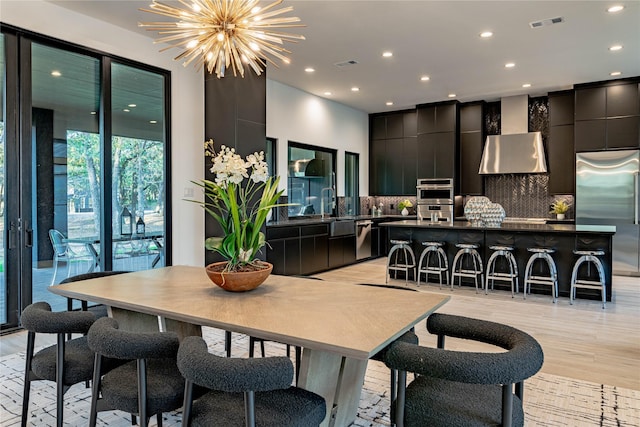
[48,0,640,114]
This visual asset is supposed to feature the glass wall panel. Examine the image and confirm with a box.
[31,43,100,311]
[111,62,166,271]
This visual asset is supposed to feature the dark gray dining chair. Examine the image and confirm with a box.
[177,335,327,427]
[384,313,544,427]
[20,302,97,427]
[87,317,185,427]
[59,271,130,316]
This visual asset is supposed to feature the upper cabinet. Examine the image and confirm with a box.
[548,90,575,194]
[574,79,640,151]
[416,102,458,181]
[369,110,418,195]
[458,102,484,195]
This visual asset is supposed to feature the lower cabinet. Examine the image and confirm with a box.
[329,235,356,269]
[267,224,329,276]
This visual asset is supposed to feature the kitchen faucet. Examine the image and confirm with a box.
[321,187,335,219]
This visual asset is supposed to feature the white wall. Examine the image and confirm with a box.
[267,80,369,196]
[2,0,205,266]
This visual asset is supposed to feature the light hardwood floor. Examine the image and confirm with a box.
[2,259,639,390]
[315,258,640,390]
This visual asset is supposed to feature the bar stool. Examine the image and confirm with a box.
[523,247,558,303]
[386,239,416,285]
[416,241,449,288]
[570,250,606,309]
[485,245,519,297]
[451,243,484,293]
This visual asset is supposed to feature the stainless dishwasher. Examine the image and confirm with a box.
[356,220,373,260]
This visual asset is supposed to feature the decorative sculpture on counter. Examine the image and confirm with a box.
[464,196,505,227]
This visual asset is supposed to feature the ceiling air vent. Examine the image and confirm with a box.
[334,59,359,68]
[529,16,564,28]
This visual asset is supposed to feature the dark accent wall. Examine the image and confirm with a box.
[203,71,267,265]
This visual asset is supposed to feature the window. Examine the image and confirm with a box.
[287,142,336,218]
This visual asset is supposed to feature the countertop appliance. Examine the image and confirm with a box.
[356,220,373,260]
[576,149,640,275]
[416,178,454,223]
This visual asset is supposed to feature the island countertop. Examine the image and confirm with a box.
[379,220,616,234]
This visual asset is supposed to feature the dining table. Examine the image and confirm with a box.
[49,266,449,427]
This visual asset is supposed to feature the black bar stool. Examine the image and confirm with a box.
[386,239,416,285]
[485,245,519,297]
[570,249,606,309]
[523,247,558,303]
[416,241,449,288]
[451,243,484,293]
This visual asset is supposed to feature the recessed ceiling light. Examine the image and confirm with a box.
[522,83,532,88]
[150,120,158,124]
[351,87,360,92]
[51,70,61,77]
[420,76,430,81]
[607,5,624,13]
[448,93,456,98]
[324,91,332,96]
[382,51,393,58]
[609,44,623,51]
[123,109,130,112]
[386,101,394,106]
[305,67,315,73]
[480,31,493,38]
[505,62,516,68]
[610,71,622,76]
[128,104,137,108]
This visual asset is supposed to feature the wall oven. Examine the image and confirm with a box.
[416,178,454,204]
[416,178,454,223]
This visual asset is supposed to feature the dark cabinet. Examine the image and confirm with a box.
[369,110,420,195]
[548,91,575,194]
[416,102,458,181]
[574,79,640,151]
[548,125,575,194]
[266,226,301,276]
[328,235,356,269]
[458,102,484,195]
[300,225,329,275]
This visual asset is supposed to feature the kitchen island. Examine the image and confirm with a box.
[380,220,616,301]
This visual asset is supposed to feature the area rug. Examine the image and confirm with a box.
[1,328,638,426]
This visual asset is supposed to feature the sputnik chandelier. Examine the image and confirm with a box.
[139,0,305,78]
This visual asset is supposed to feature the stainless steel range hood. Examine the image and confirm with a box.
[479,95,548,174]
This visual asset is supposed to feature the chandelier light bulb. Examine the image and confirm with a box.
[139,0,305,78]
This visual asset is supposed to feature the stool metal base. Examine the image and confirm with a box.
[524,248,558,303]
[386,240,416,285]
[451,244,484,293]
[417,242,449,288]
[570,250,606,309]
[485,246,519,297]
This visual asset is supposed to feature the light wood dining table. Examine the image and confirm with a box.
[49,265,449,427]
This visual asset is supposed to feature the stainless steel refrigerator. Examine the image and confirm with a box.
[576,149,640,275]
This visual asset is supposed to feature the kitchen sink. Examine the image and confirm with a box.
[330,219,355,236]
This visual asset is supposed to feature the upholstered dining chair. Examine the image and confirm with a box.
[384,313,544,427]
[20,302,97,427]
[177,335,327,427]
[87,317,185,427]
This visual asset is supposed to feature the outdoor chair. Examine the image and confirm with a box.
[177,335,327,427]
[48,229,94,286]
[384,313,544,427]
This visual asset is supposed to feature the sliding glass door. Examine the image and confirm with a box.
[0,26,171,330]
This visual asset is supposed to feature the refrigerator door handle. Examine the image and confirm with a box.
[635,172,639,225]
